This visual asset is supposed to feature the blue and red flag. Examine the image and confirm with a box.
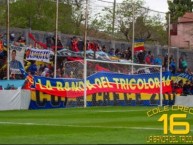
[134,39,145,52]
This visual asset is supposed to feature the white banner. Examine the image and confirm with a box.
[10,45,25,74]
[26,48,50,63]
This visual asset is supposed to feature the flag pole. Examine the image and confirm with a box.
[83,0,88,108]
[7,0,10,80]
[112,0,116,35]
[111,0,116,55]
[54,0,59,78]
[167,12,171,71]
[131,1,135,74]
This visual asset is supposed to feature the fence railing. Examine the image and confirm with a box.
[1,27,193,71]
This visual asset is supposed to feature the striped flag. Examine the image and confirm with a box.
[134,39,145,52]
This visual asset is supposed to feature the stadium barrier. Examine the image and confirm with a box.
[0,80,31,111]
[175,95,193,107]
[0,89,30,111]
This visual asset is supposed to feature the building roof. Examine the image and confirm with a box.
[178,12,193,23]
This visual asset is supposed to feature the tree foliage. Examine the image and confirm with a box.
[0,0,168,44]
[57,0,87,34]
[168,0,193,23]
[0,0,86,35]
[90,0,167,45]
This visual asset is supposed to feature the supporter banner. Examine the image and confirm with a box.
[171,73,193,83]
[57,49,111,61]
[10,45,25,74]
[57,48,83,58]
[29,91,175,109]
[26,48,50,63]
[29,71,172,98]
[84,50,111,61]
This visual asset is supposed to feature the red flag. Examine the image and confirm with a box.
[28,33,36,42]
[28,33,47,49]
[66,57,83,61]
[95,64,110,72]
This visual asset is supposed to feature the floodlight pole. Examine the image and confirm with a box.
[159,67,163,106]
[112,0,116,35]
[112,0,116,55]
[167,12,171,71]
[131,1,135,74]
[7,0,10,80]
[83,0,89,108]
[54,0,59,78]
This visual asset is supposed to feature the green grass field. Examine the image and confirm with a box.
[0,106,193,144]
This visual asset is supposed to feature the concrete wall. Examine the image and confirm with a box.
[171,23,193,49]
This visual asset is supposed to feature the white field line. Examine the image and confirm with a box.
[0,121,163,130]
[88,110,147,113]
[50,109,147,113]
[0,121,192,132]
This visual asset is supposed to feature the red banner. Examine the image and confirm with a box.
[24,71,172,98]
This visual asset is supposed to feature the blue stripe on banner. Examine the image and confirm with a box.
[172,73,193,81]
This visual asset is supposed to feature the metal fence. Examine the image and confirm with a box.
[1,27,193,71]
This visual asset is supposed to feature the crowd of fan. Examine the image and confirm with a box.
[65,36,189,76]
[21,35,193,96]
[26,59,83,79]
[115,48,190,74]
[172,80,193,96]
[0,33,192,78]
[0,32,190,67]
